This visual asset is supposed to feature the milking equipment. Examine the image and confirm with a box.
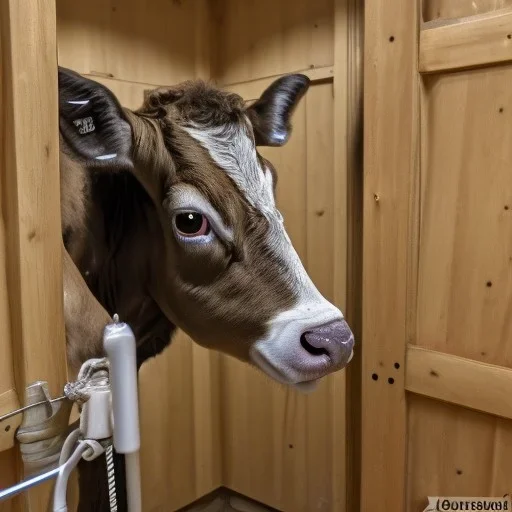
[0,315,142,512]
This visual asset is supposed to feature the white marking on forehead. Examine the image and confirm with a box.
[182,121,278,219]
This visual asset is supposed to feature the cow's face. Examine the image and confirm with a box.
[58,68,354,390]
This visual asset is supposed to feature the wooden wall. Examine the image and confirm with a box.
[0,0,358,510]
[362,1,512,511]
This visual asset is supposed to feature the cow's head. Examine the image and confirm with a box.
[58,67,354,391]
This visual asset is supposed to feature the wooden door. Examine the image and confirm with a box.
[362,1,512,511]
[0,1,69,511]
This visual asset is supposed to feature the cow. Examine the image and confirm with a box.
[57,67,355,510]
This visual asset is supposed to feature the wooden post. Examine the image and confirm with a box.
[1,0,68,510]
[361,0,419,510]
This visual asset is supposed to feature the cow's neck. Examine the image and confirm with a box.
[77,168,176,367]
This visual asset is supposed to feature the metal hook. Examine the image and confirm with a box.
[0,396,68,423]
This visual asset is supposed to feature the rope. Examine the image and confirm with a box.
[63,358,110,406]
[105,444,118,512]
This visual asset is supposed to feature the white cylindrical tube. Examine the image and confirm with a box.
[103,321,140,454]
[103,319,142,512]
[125,452,142,512]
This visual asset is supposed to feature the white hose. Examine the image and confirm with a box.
[52,441,88,512]
[125,452,142,512]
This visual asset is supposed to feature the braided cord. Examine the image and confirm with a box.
[105,443,118,512]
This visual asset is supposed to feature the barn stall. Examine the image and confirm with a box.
[1,0,511,511]
[0,0,362,511]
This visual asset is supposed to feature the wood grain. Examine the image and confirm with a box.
[1,0,67,510]
[0,390,21,453]
[212,0,334,84]
[138,333,221,511]
[407,395,504,511]
[361,0,419,510]
[420,8,512,73]
[56,0,201,86]
[0,25,17,455]
[343,0,364,511]
[406,345,512,419]
[417,66,512,367]
[422,0,512,23]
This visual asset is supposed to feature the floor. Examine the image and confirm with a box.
[178,488,279,512]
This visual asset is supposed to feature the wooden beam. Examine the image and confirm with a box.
[222,66,334,100]
[1,0,68,509]
[0,390,22,452]
[406,345,512,420]
[343,0,364,511]
[361,0,419,511]
[332,0,348,510]
[420,8,512,73]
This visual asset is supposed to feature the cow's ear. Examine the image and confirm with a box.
[58,67,133,170]
[245,74,310,147]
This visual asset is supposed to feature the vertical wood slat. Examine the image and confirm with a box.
[344,0,364,511]
[332,0,349,510]
[1,0,67,510]
[361,0,419,511]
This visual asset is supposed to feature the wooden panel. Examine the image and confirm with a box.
[212,0,333,84]
[406,396,512,511]
[343,0,364,511]
[223,66,334,100]
[417,67,512,366]
[406,346,512,420]
[56,0,207,86]
[422,0,512,22]
[0,391,21,452]
[220,82,348,512]
[139,332,221,511]
[1,0,67,510]
[0,27,18,454]
[0,449,21,512]
[361,0,419,511]
[420,8,512,73]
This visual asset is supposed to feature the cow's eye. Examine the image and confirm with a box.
[174,212,210,237]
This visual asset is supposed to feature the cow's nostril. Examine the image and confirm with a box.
[300,333,329,357]
[299,320,354,368]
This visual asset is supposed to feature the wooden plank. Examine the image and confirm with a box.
[406,345,512,420]
[212,0,334,84]
[420,8,512,73]
[361,0,419,511]
[0,390,22,452]
[332,0,349,509]
[416,66,512,367]
[422,0,512,24]
[222,66,334,101]
[1,0,67,509]
[0,21,18,456]
[407,395,501,510]
[343,0,364,510]
[56,0,200,85]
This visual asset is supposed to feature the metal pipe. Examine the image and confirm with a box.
[0,467,60,502]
